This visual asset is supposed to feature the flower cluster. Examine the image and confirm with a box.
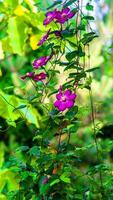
[21,6,77,111]
[43,8,76,26]
[21,72,47,82]
[21,54,52,83]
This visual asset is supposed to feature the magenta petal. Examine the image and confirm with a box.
[38,35,47,46]
[43,18,53,26]
[33,56,50,68]
[33,72,47,82]
[66,101,74,108]
[40,73,47,79]
[46,11,54,17]
[62,8,70,14]
[43,19,50,26]
[69,94,77,100]
[64,90,72,97]
[55,11,61,17]
[56,92,62,100]
[44,11,56,25]
[68,12,75,19]
[59,102,66,111]
[26,72,34,77]
[54,100,60,107]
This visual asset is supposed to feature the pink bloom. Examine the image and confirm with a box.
[43,8,75,26]
[38,29,51,46]
[33,55,51,69]
[56,8,75,24]
[54,89,77,111]
[21,72,34,80]
[33,72,47,82]
[43,10,57,25]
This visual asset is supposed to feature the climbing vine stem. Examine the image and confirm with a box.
[87,44,104,196]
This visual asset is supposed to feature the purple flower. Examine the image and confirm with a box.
[56,8,75,24]
[33,55,51,69]
[43,8,75,26]
[21,72,34,80]
[43,10,57,25]
[54,89,77,111]
[38,29,51,46]
[33,72,47,82]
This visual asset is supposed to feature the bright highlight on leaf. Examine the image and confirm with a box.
[14,5,29,16]
[30,34,40,50]
[8,17,28,55]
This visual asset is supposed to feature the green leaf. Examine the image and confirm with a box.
[86,3,93,11]
[4,0,19,10]
[40,183,50,194]
[48,89,58,97]
[6,120,16,127]
[50,179,60,186]
[66,51,77,61]
[0,90,41,127]
[66,106,78,120]
[47,0,62,10]
[7,16,28,55]
[82,15,95,21]
[13,105,27,112]
[28,146,40,156]
[60,172,70,183]
[63,0,77,8]
[66,49,85,61]
[83,32,97,37]
[67,124,78,133]
[77,24,86,31]
[62,29,75,38]
[85,67,100,72]
[0,2,5,12]
[69,72,86,79]
[0,169,19,192]
[81,32,98,45]
[16,146,29,152]
[66,39,77,48]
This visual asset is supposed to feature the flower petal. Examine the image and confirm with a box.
[64,90,72,97]
[62,8,70,14]
[54,100,60,108]
[44,11,56,25]
[66,100,74,108]
[59,102,66,111]
[69,93,77,100]
[68,12,75,19]
[56,92,62,100]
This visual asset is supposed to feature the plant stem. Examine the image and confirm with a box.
[88,44,104,197]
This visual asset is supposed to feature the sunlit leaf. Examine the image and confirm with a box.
[7,16,28,55]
